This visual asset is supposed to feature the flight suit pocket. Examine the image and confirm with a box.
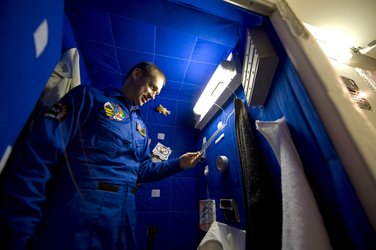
[92,116,132,154]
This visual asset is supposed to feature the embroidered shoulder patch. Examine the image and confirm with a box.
[136,121,147,137]
[104,102,125,121]
[44,103,68,121]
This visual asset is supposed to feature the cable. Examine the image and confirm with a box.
[199,83,241,153]
[225,85,238,99]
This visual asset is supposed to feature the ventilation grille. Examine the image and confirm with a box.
[242,27,279,106]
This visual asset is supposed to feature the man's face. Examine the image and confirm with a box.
[130,69,165,106]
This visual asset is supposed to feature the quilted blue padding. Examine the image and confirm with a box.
[90,71,123,89]
[168,0,246,23]
[62,14,77,50]
[173,127,197,151]
[175,162,199,178]
[158,80,182,100]
[65,0,240,102]
[135,210,199,250]
[0,0,64,156]
[175,100,196,126]
[75,0,242,46]
[171,177,198,210]
[169,211,199,249]
[145,123,175,149]
[177,82,202,102]
[154,56,189,83]
[184,62,217,85]
[136,179,173,212]
[116,49,154,77]
[144,99,178,127]
[61,13,92,85]
[191,39,232,63]
[156,27,197,59]
[78,40,120,74]
[112,16,156,53]
[66,3,114,45]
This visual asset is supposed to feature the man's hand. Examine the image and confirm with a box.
[179,151,201,169]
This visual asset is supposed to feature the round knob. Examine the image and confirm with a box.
[216,156,229,172]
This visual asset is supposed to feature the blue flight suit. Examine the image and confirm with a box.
[0,85,182,250]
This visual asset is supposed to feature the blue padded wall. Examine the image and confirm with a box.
[63,1,260,249]
[64,0,245,99]
[61,14,91,85]
[0,0,64,162]
[63,1,260,248]
[196,88,248,231]
[136,98,201,250]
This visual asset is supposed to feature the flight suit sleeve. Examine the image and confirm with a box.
[0,85,93,249]
[137,144,183,183]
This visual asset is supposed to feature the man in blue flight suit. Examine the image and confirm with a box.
[0,61,201,250]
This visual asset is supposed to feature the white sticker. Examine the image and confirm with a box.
[33,19,48,58]
[217,121,223,130]
[151,189,160,197]
[157,133,165,140]
[152,142,172,161]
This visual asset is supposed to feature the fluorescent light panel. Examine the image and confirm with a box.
[193,54,236,118]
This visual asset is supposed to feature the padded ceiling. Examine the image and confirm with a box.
[65,0,263,105]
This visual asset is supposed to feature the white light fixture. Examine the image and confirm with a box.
[193,61,236,116]
[193,53,241,130]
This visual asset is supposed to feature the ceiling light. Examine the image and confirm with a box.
[193,59,236,117]
[193,53,242,130]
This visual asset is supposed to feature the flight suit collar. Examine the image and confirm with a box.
[104,88,140,114]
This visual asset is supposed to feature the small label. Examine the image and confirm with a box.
[157,133,165,140]
[217,121,223,129]
[33,19,48,58]
[151,189,160,197]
